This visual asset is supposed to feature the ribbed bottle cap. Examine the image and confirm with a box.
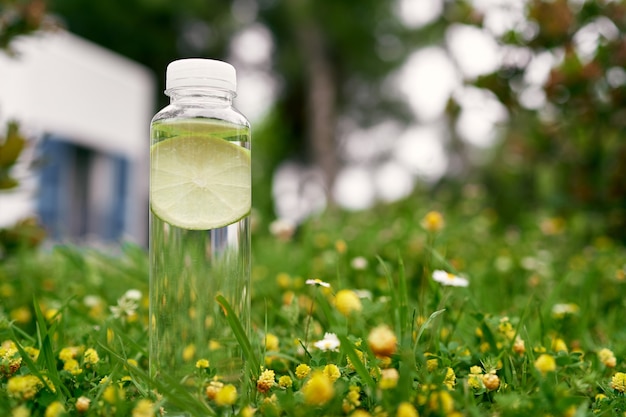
[166,58,237,92]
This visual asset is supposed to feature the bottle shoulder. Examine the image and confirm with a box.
[151,103,250,128]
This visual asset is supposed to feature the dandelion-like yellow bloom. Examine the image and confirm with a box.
[196,359,210,369]
[302,371,335,406]
[44,401,65,417]
[367,324,397,358]
[265,333,279,352]
[611,372,626,392]
[397,402,419,417]
[534,354,556,375]
[323,364,341,382]
[7,374,43,400]
[76,396,91,413]
[295,363,311,379]
[335,289,362,317]
[215,384,238,406]
[421,211,445,232]
[278,375,293,389]
[379,368,399,390]
[257,369,276,393]
[598,348,617,368]
[83,348,99,365]
[132,399,154,417]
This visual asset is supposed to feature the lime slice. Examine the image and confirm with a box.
[150,135,251,230]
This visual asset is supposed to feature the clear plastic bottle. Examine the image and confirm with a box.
[149,59,251,415]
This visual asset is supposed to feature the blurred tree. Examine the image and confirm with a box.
[444,0,626,240]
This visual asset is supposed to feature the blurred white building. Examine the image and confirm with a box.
[0,30,155,244]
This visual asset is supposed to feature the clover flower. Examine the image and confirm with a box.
[196,359,210,369]
[444,367,456,390]
[323,364,341,382]
[534,354,556,375]
[551,303,579,319]
[76,396,91,413]
[350,256,368,270]
[110,289,142,321]
[83,348,99,366]
[314,332,340,352]
[44,401,65,417]
[257,369,276,393]
[432,270,469,287]
[482,373,500,391]
[513,336,526,355]
[265,333,279,351]
[7,374,43,400]
[421,211,445,232]
[368,325,397,358]
[295,363,311,379]
[611,372,626,393]
[379,368,399,389]
[206,380,224,400]
[305,278,331,288]
[598,348,616,368]
[302,371,335,406]
[342,386,361,413]
[278,375,293,389]
[132,399,155,417]
[215,384,238,406]
[335,289,363,316]
[397,402,419,417]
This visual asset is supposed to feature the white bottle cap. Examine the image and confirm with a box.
[166,58,237,92]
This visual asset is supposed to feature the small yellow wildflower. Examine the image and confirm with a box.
[513,336,526,355]
[63,358,82,376]
[182,344,196,362]
[7,374,43,400]
[551,337,568,353]
[426,358,438,372]
[265,333,279,352]
[206,380,224,400]
[10,307,32,324]
[534,354,556,375]
[396,402,419,417]
[75,396,91,413]
[196,359,210,369]
[421,211,445,232]
[215,384,238,406]
[44,401,65,417]
[342,386,361,413]
[611,372,626,393]
[428,390,454,414]
[278,375,293,389]
[103,384,123,404]
[295,363,311,379]
[83,348,99,366]
[241,405,256,417]
[482,373,500,391]
[257,369,276,393]
[302,371,335,406]
[443,367,456,390]
[59,346,83,362]
[379,368,399,390]
[335,289,362,317]
[276,273,291,289]
[11,405,30,417]
[323,364,341,382]
[335,239,347,254]
[598,348,617,368]
[132,399,154,417]
[351,410,372,417]
[368,324,397,358]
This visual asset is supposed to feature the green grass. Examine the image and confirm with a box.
[1,188,626,416]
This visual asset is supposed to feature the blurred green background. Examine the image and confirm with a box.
[1,0,625,247]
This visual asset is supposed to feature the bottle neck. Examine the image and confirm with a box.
[166,87,235,105]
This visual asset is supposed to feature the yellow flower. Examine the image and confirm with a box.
[351,410,372,417]
[302,371,335,406]
[367,325,397,358]
[44,401,65,417]
[295,363,311,379]
[598,348,617,368]
[428,390,454,414]
[182,344,196,362]
[265,333,279,352]
[132,399,154,417]
[196,359,210,369]
[551,337,568,353]
[396,402,419,417]
[83,348,99,366]
[534,354,556,375]
[611,372,626,393]
[342,386,361,413]
[335,239,347,254]
[103,384,123,404]
[426,358,438,372]
[7,374,43,400]
[215,384,238,406]
[75,396,91,413]
[379,368,399,390]
[513,336,526,355]
[482,373,500,391]
[335,289,362,317]
[443,367,456,390]
[241,405,256,417]
[63,358,82,376]
[323,364,341,382]
[59,346,83,362]
[278,375,293,389]
[12,405,30,417]
[206,380,224,400]
[421,211,445,232]
[257,369,275,393]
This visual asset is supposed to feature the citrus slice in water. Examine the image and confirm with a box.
[150,135,251,230]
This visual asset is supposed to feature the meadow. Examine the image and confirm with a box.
[1,185,625,417]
